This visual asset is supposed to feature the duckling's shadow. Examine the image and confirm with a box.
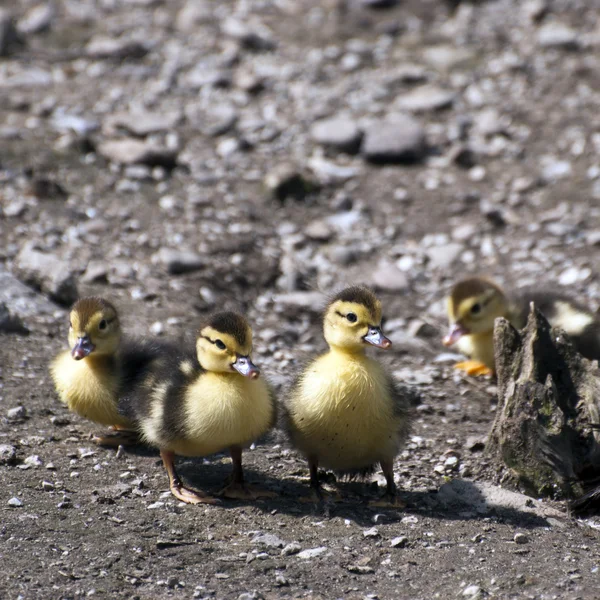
[137,450,557,528]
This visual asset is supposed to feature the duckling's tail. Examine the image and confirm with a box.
[335,465,377,481]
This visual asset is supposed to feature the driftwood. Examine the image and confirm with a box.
[487,306,600,503]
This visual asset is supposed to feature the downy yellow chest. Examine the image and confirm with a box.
[457,332,496,370]
[289,350,398,470]
[50,351,128,426]
[171,372,273,457]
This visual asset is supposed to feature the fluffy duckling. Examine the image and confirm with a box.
[50,297,162,445]
[119,312,276,505]
[284,286,412,505]
[443,277,600,376]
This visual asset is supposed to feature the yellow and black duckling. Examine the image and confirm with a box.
[119,311,276,505]
[443,276,600,376]
[50,297,163,445]
[283,286,412,506]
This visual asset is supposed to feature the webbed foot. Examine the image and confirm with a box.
[453,360,493,377]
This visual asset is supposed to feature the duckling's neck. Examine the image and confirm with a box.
[327,344,366,358]
[83,354,118,371]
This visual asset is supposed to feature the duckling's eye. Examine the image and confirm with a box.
[215,339,226,350]
[346,313,358,323]
[99,319,107,330]
[470,304,481,315]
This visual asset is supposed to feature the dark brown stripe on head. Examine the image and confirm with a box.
[330,286,379,314]
[204,311,249,347]
[71,297,118,328]
[449,278,503,313]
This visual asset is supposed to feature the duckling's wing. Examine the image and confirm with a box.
[509,289,600,360]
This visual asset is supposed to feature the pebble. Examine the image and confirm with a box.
[305,219,334,242]
[281,542,302,556]
[390,536,408,548]
[371,261,409,292]
[537,22,579,49]
[514,533,529,545]
[7,406,27,420]
[297,547,327,559]
[86,36,148,59]
[426,243,463,269]
[463,584,482,597]
[106,110,182,137]
[252,533,286,548]
[154,248,205,275]
[540,156,572,182]
[363,527,380,538]
[221,17,275,51]
[362,115,426,164]
[98,138,177,167]
[310,118,362,154]
[42,481,55,491]
[8,497,23,508]
[17,4,54,35]
[14,245,78,306]
[0,444,17,465]
[24,455,43,468]
[395,86,455,113]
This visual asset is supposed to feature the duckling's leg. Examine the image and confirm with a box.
[453,360,493,377]
[161,450,219,505]
[368,459,405,508]
[219,446,275,500]
[299,457,340,503]
[92,425,139,447]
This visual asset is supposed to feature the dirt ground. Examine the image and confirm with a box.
[2,0,600,598]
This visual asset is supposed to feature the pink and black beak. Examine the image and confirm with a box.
[363,326,392,349]
[71,335,95,360]
[232,355,260,379]
[443,323,468,347]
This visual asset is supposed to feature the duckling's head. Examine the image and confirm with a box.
[443,277,509,346]
[196,312,259,378]
[323,286,391,352]
[68,297,121,360]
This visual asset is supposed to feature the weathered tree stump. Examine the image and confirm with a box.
[487,306,600,501]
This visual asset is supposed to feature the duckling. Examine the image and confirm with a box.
[443,276,600,376]
[283,286,412,505]
[119,311,276,505]
[50,297,163,445]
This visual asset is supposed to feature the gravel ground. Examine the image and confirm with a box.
[2,0,600,598]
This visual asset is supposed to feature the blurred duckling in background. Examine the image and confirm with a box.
[120,312,276,505]
[284,286,413,506]
[443,276,600,376]
[50,297,161,445]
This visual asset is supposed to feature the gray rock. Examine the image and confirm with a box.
[305,219,334,242]
[0,266,57,318]
[297,547,327,559]
[81,261,109,284]
[17,4,54,35]
[395,86,455,113]
[540,156,572,182]
[186,103,238,137]
[221,17,275,51]
[310,118,362,154]
[371,261,409,292]
[252,533,286,548]
[462,585,482,597]
[8,497,23,508]
[363,527,379,538]
[0,444,17,465]
[180,66,232,90]
[7,406,27,420]
[0,302,28,334]
[0,9,23,57]
[426,243,463,269]
[272,292,325,310]
[86,36,148,59]
[362,115,426,164]
[514,533,529,544]
[98,138,177,167]
[264,164,318,202]
[14,245,78,306]
[281,542,302,556]
[175,0,212,31]
[537,22,579,49]
[106,110,182,137]
[422,45,474,71]
[306,156,360,185]
[390,536,408,548]
[523,0,547,22]
[154,248,205,275]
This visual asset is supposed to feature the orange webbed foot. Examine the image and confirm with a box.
[453,360,493,377]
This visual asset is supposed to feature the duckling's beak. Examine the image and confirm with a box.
[71,335,95,360]
[364,326,392,349]
[443,323,468,347]
[232,355,260,379]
